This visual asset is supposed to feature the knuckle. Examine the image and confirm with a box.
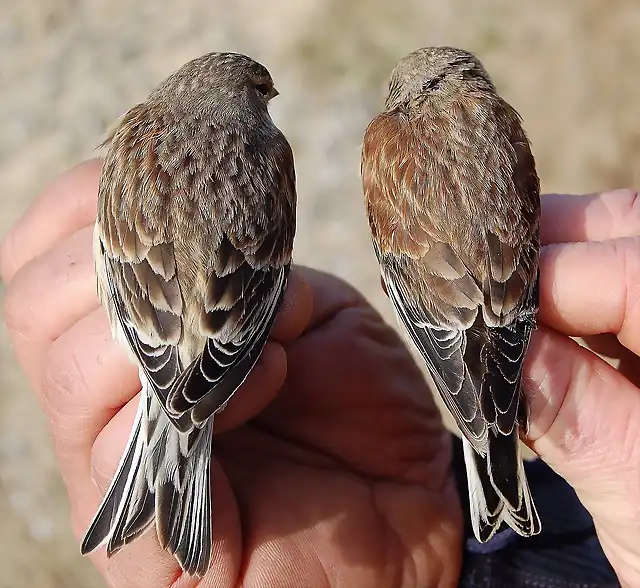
[39,340,91,439]
[2,272,39,340]
[620,188,640,220]
[617,239,640,337]
[610,189,640,236]
[0,228,19,283]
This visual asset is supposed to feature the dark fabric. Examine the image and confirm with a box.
[451,436,621,587]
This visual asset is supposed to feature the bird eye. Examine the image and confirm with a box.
[255,83,271,96]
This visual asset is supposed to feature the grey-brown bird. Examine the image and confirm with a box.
[81,52,296,576]
[361,46,541,542]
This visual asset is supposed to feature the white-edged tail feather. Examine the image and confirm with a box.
[463,435,541,542]
[81,378,214,577]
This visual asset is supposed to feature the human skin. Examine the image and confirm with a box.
[2,160,640,587]
[0,159,462,588]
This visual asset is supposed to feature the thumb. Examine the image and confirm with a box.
[524,326,640,585]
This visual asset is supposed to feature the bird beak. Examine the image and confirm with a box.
[269,87,280,100]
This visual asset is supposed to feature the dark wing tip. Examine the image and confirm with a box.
[168,266,288,426]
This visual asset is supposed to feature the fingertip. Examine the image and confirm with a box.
[53,158,103,201]
[541,189,640,246]
[295,266,368,330]
[214,342,287,433]
[271,267,314,343]
[538,238,640,356]
[0,159,102,282]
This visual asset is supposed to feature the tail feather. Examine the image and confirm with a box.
[463,432,541,543]
[80,399,148,555]
[81,381,214,577]
[486,426,520,509]
[122,489,155,545]
[157,422,213,577]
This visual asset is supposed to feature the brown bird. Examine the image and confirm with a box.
[82,52,296,576]
[361,46,541,542]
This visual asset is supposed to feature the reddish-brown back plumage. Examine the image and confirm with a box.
[362,97,540,328]
[362,46,542,543]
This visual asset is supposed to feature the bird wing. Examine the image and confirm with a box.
[96,104,296,433]
[361,107,540,452]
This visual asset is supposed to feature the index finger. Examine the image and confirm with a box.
[540,189,640,245]
[538,237,640,355]
[0,159,102,283]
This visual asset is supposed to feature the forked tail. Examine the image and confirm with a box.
[81,383,214,577]
[463,430,540,543]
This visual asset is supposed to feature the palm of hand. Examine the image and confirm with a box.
[200,270,462,588]
[0,162,462,588]
[5,163,640,587]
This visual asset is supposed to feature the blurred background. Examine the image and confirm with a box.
[0,0,639,585]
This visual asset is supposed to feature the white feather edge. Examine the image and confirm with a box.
[464,437,540,541]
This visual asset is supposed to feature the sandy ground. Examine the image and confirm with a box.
[1,1,639,585]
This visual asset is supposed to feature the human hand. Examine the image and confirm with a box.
[0,160,462,588]
[525,189,640,588]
